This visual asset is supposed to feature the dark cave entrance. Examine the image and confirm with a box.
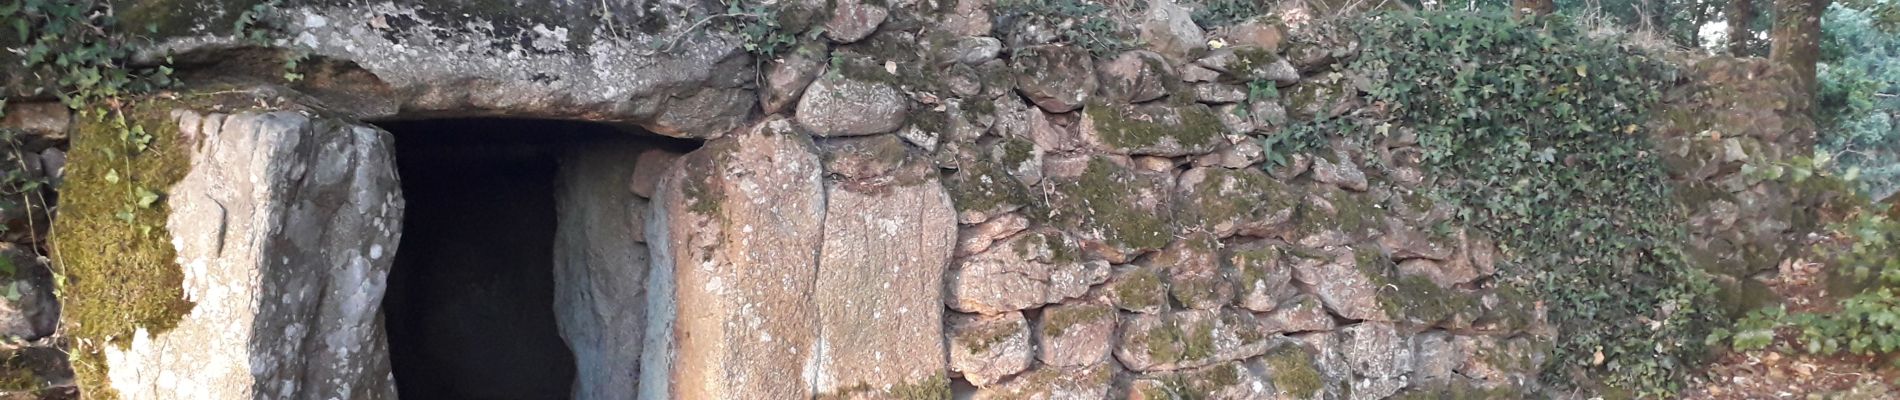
[379,118,689,400]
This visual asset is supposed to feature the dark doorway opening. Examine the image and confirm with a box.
[380,119,610,400]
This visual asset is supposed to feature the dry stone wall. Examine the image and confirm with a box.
[0,0,1819,398]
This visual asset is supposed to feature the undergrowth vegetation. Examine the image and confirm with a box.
[1270,12,1721,396]
[1713,210,1900,366]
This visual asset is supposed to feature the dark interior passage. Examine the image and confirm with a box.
[381,119,615,400]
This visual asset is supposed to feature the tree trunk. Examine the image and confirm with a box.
[1770,0,1830,100]
[1729,0,1757,55]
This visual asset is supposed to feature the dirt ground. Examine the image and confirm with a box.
[1681,258,1900,400]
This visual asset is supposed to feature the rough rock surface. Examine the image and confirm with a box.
[812,143,956,396]
[641,117,826,399]
[552,139,653,400]
[796,74,910,137]
[1013,45,1098,113]
[108,109,403,400]
[1035,299,1117,367]
[948,312,1034,387]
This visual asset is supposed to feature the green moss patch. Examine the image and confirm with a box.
[1081,101,1224,153]
[1041,157,1173,251]
[51,101,200,400]
[1263,345,1324,398]
[1111,265,1168,312]
[1041,303,1112,338]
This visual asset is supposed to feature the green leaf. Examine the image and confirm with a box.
[135,187,160,208]
[105,169,121,184]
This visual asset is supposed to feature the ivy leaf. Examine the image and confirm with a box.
[105,169,121,183]
[135,186,160,208]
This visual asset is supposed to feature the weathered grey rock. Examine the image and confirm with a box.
[0,102,68,147]
[1182,64,1222,83]
[1288,248,1390,321]
[1214,104,1258,134]
[0,244,55,340]
[1380,218,1455,262]
[1220,18,1286,52]
[37,148,65,187]
[1293,187,1383,248]
[1286,76,1359,122]
[943,157,1031,224]
[1027,108,1084,154]
[553,139,654,400]
[1138,0,1208,62]
[630,148,684,199]
[813,143,956,396]
[761,43,829,114]
[940,0,994,36]
[1261,295,1336,333]
[974,363,1117,400]
[1339,322,1411,379]
[1097,50,1174,104]
[1013,45,1098,113]
[1153,234,1233,310]
[818,134,909,181]
[1175,166,1299,238]
[641,117,825,400]
[948,312,1034,387]
[170,1,761,137]
[1036,300,1118,367]
[1196,140,1267,169]
[1080,101,1226,157]
[1410,331,1463,383]
[1128,361,1271,400]
[1116,309,1271,372]
[993,136,1044,186]
[1452,335,1544,387]
[1350,377,1407,400]
[1396,228,1497,289]
[1195,83,1249,103]
[796,74,910,137]
[1309,151,1369,192]
[1196,47,1300,85]
[110,109,403,400]
[1227,243,1297,312]
[957,213,1029,257]
[1283,26,1362,73]
[947,229,1098,314]
[944,36,1004,65]
[824,0,888,43]
[1043,156,1176,262]
[1289,332,1353,395]
[1107,265,1170,314]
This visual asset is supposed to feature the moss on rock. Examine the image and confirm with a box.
[51,100,200,400]
[1081,101,1225,155]
[1042,157,1173,251]
[1263,344,1325,399]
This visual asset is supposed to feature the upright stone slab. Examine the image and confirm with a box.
[102,108,403,399]
[811,140,956,397]
[641,117,826,399]
[553,139,654,400]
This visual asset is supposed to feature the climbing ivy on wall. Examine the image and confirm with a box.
[1274,12,1722,396]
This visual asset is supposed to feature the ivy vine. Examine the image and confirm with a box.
[1267,12,1720,396]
